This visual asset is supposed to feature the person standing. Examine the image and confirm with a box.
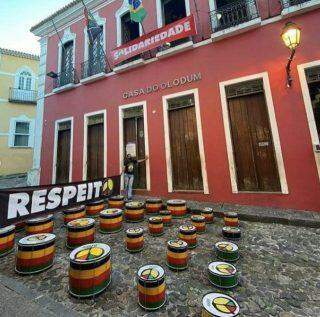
[123,153,149,200]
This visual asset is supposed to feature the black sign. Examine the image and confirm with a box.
[0,175,120,227]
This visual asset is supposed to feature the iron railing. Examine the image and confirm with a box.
[81,56,111,79]
[210,0,260,33]
[281,0,313,8]
[9,88,37,104]
[53,68,78,89]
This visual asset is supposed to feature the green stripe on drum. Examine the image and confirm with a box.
[99,227,122,234]
[69,278,111,297]
[208,273,238,288]
[166,262,188,270]
[217,250,239,262]
[15,261,54,274]
[138,298,166,310]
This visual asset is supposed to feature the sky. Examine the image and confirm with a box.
[0,0,72,55]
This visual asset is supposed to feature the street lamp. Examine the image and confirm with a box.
[281,22,301,87]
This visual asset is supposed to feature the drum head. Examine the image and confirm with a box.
[125,201,144,209]
[225,212,238,218]
[138,264,164,281]
[109,195,124,201]
[70,243,110,263]
[0,225,15,234]
[179,224,196,232]
[167,239,187,249]
[208,262,237,276]
[191,215,205,222]
[159,210,171,215]
[27,214,53,224]
[19,233,55,246]
[215,241,238,252]
[149,216,162,223]
[203,292,239,317]
[126,227,143,235]
[203,207,213,213]
[68,218,95,229]
[223,226,241,233]
[100,209,122,216]
[146,198,162,203]
[167,199,186,205]
[65,205,85,212]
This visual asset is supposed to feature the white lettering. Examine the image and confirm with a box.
[184,21,191,32]
[62,186,77,206]
[93,181,103,198]
[47,187,62,209]
[7,193,29,220]
[87,182,93,200]
[31,189,48,214]
[77,184,87,202]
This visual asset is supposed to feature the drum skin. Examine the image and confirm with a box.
[178,225,197,249]
[146,198,162,214]
[124,202,145,223]
[222,227,241,240]
[86,200,105,217]
[63,205,86,225]
[224,212,239,227]
[166,240,189,271]
[215,241,239,262]
[108,196,125,209]
[0,225,15,258]
[126,228,144,253]
[25,215,54,235]
[159,210,172,226]
[191,215,206,234]
[148,217,164,236]
[99,209,123,234]
[167,200,187,218]
[66,218,95,249]
[208,262,238,289]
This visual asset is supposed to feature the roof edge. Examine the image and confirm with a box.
[0,48,39,61]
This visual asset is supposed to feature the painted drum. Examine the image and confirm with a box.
[202,292,240,317]
[222,227,241,240]
[146,198,163,214]
[99,209,123,234]
[167,200,187,218]
[108,195,125,209]
[15,233,56,275]
[201,207,214,224]
[15,222,25,232]
[208,261,238,289]
[66,218,95,249]
[223,212,239,227]
[148,217,164,236]
[69,243,111,298]
[63,205,86,225]
[191,215,206,234]
[159,210,172,226]
[86,199,105,217]
[178,225,197,249]
[0,225,15,257]
[137,264,166,311]
[215,241,239,262]
[166,239,189,271]
[125,201,145,222]
[126,228,144,253]
[25,215,54,235]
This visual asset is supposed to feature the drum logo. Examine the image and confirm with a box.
[218,243,233,252]
[27,234,47,242]
[76,246,103,260]
[71,219,89,227]
[103,178,114,196]
[141,268,159,281]
[213,296,237,314]
[216,264,236,275]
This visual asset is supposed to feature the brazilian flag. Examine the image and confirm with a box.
[129,0,147,23]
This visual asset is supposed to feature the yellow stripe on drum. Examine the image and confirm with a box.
[146,204,162,208]
[125,209,144,215]
[87,205,104,211]
[224,217,238,222]
[65,212,85,220]
[69,261,111,279]
[68,228,95,238]
[149,224,163,229]
[179,234,196,239]
[125,237,143,243]
[26,222,53,232]
[100,217,122,224]
[167,250,188,259]
[138,282,166,295]
[0,233,14,244]
[17,245,55,259]
[168,206,186,211]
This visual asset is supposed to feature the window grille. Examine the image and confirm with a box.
[226,79,264,98]
[168,94,195,111]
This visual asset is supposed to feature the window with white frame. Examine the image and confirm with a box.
[18,71,32,90]
[13,121,30,147]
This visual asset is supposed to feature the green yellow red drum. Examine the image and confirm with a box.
[215,241,239,262]
[166,239,189,271]
[208,261,238,289]
[124,201,145,222]
[126,228,144,253]
[0,225,15,257]
[25,215,54,235]
[66,218,95,249]
[167,200,187,218]
[148,217,164,236]
[146,198,162,214]
[86,199,105,217]
[178,225,197,249]
[137,264,166,311]
[159,210,172,226]
[191,215,206,234]
[202,292,240,317]
[108,195,125,209]
[99,209,123,234]
[63,205,86,225]
[69,243,111,298]
[223,212,239,227]
[222,226,241,240]
[15,233,56,275]
[201,207,214,224]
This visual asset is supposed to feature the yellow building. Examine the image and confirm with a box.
[0,48,39,176]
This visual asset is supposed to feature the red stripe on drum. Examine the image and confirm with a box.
[167,256,188,265]
[138,290,166,304]
[16,253,54,267]
[69,268,111,290]
[67,234,95,245]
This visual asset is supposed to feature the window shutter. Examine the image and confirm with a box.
[8,119,15,147]
[28,120,35,148]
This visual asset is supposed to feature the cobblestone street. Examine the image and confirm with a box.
[0,212,319,317]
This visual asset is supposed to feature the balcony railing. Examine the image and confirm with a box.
[53,68,78,89]
[8,88,37,104]
[210,0,260,33]
[281,0,313,8]
[81,56,111,79]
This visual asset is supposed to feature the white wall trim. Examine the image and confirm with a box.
[8,115,35,148]
[219,72,288,194]
[297,60,320,181]
[118,101,151,191]
[58,27,76,73]
[82,109,107,180]
[156,0,191,28]
[83,12,107,61]
[52,117,74,184]
[162,88,209,194]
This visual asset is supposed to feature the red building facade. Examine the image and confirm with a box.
[31,0,320,211]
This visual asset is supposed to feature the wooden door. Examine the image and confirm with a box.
[87,122,104,180]
[56,128,71,184]
[123,115,146,189]
[228,92,281,192]
[168,96,203,191]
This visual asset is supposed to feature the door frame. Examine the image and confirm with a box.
[219,72,288,194]
[52,117,74,184]
[119,101,150,191]
[162,88,209,194]
[83,110,107,181]
[297,60,320,181]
